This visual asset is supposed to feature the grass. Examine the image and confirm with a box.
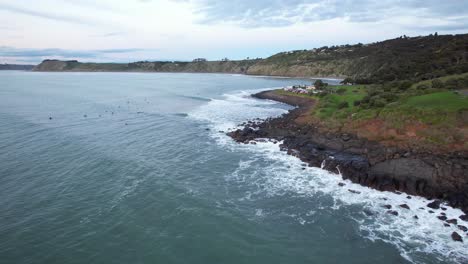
[403,91,468,112]
[314,85,366,119]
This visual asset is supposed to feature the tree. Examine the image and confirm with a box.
[314,79,327,89]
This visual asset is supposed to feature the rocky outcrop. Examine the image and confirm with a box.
[228,90,468,213]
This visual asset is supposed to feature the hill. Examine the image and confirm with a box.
[33,33,468,84]
[0,64,35,70]
[33,59,260,74]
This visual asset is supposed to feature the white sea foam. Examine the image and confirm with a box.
[188,89,468,263]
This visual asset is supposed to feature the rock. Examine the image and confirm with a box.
[83,114,87,118]
[363,209,373,216]
[383,204,392,209]
[406,196,412,199]
[458,225,467,232]
[441,212,446,216]
[444,223,450,227]
[438,215,448,221]
[387,210,399,216]
[48,117,53,120]
[341,133,351,141]
[441,207,447,211]
[446,219,458,225]
[399,204,410,210]
[338,183,345,187]
[427,200,441,210]
[451,232,463,242]
[395,191,402,195]
[205,128,210,131]
[413,215,419,219]
[460,215,468,222]
[429,210,435,214]
[348,189,361,194]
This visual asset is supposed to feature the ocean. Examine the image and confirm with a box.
[0,71,466,264]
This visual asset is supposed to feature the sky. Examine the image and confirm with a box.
[1,0,468,64]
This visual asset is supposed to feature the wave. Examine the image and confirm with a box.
[187,89,467,264]
[177,94,212,102]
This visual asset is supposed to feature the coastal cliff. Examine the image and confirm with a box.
[33,59,259,74]
[34,33,468,82]
[228,91,468,215]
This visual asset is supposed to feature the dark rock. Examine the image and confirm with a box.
[451,232,463,242]
[205,128,210,131]
[83,114,87,118]
[348,189,361,194]
[444,223,450,227]
[441,207,447,211]
[446,219,458,225]
[438,215,448,221]
[48,117,52,120]
[429,210,435,214]
[458,225,467,232]
[441,212,446,216]
[338,183,345,187]
[383,204,392,209]
[399,204,410,210]
[413,215,419,219]
[427,200,441,210]
[228,90,468,215]
[395,191,402,195]
[363,209,373,216]
[460,215,468,222]
[406,196,412,199]
[387,210,399,216]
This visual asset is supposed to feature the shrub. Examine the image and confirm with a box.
[338,101,349,109]
[432,79,443,89]
[370,96,387,107]
[417,83,430,90]
[354,100,362,106]
[445,79,459,90]
[336,88,347,94]
[398,81,413,90]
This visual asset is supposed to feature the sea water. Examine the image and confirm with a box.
[0,71,466,264]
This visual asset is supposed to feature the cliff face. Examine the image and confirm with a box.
[33,33,468,82]
[33,59,259,74]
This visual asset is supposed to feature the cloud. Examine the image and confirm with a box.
[187,0,468,29]
[0,2,97,26]
[0,47,153,61]
[90,32,125,37]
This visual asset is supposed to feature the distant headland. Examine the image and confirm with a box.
[33,33,468,84]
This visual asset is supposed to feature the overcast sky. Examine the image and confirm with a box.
[1,0,468,64]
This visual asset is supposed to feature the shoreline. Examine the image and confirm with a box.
[31,69,344,80]
[227,90,468,220]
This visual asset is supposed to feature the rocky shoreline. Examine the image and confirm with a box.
[227,90,468,240]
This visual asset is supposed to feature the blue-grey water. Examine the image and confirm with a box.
[0,71,466,264]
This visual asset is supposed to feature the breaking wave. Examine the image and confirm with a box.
[188,89,468,264]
